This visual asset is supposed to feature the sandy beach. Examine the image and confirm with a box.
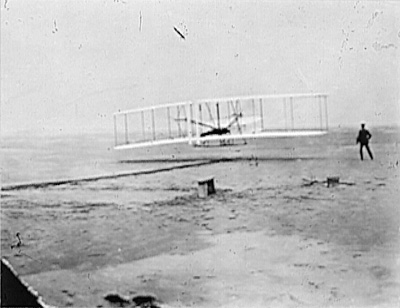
[1,128,400,307]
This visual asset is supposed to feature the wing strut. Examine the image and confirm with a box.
[259,98,264,130]
[324,95,329,130]
[124,113,129,143]
[290,96,294,130]
[141,111,145,140]
[151,108,156,140]
[252,99,256,132]
[113,114,118,146]
[216,102,220,129]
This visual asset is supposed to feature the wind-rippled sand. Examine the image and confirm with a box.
[1,128,399,307]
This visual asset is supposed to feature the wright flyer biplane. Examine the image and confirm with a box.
[113,93,328,156]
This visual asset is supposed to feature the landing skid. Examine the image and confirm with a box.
[194,138,247,147]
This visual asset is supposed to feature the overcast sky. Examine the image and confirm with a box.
[1,0,399,135]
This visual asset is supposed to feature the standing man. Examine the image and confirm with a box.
[356,122,373,160]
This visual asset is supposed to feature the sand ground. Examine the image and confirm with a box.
[1,133,400,307]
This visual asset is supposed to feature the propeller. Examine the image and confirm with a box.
[226,112,243,129]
